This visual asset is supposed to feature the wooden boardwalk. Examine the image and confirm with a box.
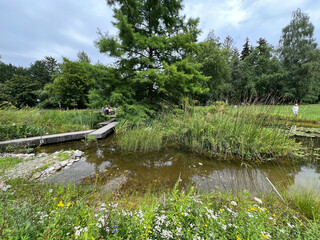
[0,120,118,148]
[90,121,118,139]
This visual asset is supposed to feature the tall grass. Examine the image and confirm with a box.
[116,104,297,160]
[0,108,105,140]
[286,189,320,220]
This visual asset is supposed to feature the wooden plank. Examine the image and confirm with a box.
[97,118,116,127]
[0,130,94,148]
[90,122,118,139]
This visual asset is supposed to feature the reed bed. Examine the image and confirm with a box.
[116,105,297,160]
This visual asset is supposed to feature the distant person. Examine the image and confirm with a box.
[105,105,109,115]
[292,104,299,115]
[101,107,105,115]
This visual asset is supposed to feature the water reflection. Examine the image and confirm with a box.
[38,135,320,194]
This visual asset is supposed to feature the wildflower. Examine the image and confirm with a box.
[287,222,295,228]
[161,229,173,239]
[253,197,262,204]
[219,209,223,212]
[231,201,237,206]
[205,224,208,227]
[262,232,271,239]
[250,207,257,211]
[273,214,276,218]
[181,212,184,216]
[53,197,57,200]
[237,236,241,240]
[57,201,64,207]
[198,162,203,166]
[12,123,16,126]
[49,189,53,193]
[67,202,72,207]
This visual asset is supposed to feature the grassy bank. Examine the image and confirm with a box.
[234,104,320,124]
[116,104,298,160]
[0,108,105,141]
[1,179,319,239]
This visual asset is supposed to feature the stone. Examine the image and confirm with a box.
[32,172,42,179]
[60,160,69,167]
[53,164,62,171]
[46,166,55,173]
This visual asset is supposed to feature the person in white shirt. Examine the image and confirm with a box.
[292,104,299,115]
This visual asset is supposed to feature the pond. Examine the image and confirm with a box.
[36,135,320,195]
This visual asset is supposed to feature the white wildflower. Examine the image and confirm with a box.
[287,222,295,228]
[230,201,237,206]
[161,229,173,239]
[253,197,262,204]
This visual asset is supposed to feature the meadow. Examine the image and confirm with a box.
[234,104,320,123]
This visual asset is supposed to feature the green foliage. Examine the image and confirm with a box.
[0,74,38,108]
[196,39,231,102]
[116,104,297,160]
[96,0,208,107]
[0,157,22,170]
[1,180,319,239]
[50,59,94,108]
[0,108,104,140]
[278,8,320,103]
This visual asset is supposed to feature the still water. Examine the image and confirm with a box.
[37,135,320,195]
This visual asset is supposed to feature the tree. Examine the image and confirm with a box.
[0,74,38,107]
[242,41,287,102]
[278,8,320,102]
[241,37,251,60]
[77,51,91,64]
[196,39,231,102]
[50,59,94,108]
[29,56,58,88]
[96,0,208,107]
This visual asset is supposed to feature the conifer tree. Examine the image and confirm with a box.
[96,0,208,106]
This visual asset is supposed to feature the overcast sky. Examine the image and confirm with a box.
[1,0,320,67]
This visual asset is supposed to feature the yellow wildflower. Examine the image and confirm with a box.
[181,212,184,216]
[67,202,72,207]
[264,208,267,211]
[236,236,241,240]
[262,234,270,239]
[219,209,223,212]
[205,224,208,227]
[251,207,257,211]
[57,201,64,207]
[53,197,57,200]
[273,214,276,218]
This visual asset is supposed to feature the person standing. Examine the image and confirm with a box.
[292,104,299,115]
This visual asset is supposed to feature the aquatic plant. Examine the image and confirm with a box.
[116,104,298,160]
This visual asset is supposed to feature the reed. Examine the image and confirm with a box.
[116,104,297,160]
[286,188,320,220]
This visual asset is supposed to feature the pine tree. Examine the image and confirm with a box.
[96,0,208,106]
[240,37,251,60]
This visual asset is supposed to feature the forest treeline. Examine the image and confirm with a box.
[0,4,319,116]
